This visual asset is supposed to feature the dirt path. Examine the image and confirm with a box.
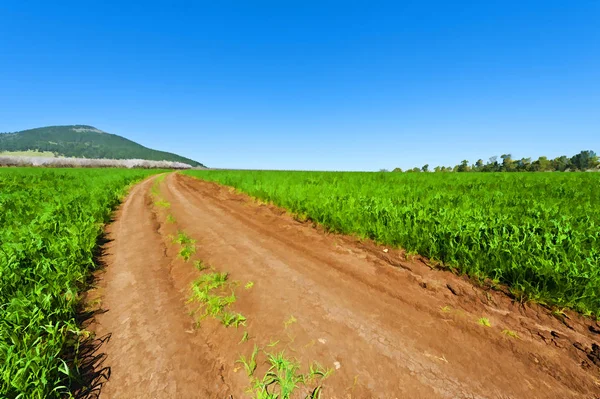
[88,177,229,398]
[89,173,600,398]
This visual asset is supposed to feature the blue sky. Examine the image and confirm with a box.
[1,1,598,170]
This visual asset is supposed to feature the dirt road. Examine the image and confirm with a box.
[89,173,600,398]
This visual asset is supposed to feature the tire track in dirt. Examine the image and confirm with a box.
[89,173,600,398]
[88,177,230,398]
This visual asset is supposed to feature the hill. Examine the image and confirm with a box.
[0,125,204,167]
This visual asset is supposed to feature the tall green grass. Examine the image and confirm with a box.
[184,170,600,315]
[0,168,158,398]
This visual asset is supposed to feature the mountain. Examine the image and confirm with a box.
[0,125,204,167]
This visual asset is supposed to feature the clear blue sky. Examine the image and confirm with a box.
[1,1,598,170]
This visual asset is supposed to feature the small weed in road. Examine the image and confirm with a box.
[221,311,247,328]
[194,260,208,271]
[308,362,334,381]
[179,245,196,261]
[188,271,246,328]
[173,231,196,261]
[173,231,195,245]
[502,329,519,339]
[155,199,171,209]
[237,344,259,377]
[249,351,332,399]
[478,317,491,327]
[284,315,297,329]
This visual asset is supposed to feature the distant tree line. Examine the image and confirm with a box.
[393,150,599,173]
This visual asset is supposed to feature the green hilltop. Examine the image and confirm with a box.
[0,125,204,167]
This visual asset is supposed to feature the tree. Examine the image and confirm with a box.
[487,156,499,172]
[570,150,599,171]
[392,167,403,172]
[474,159,484,171]
[501,154,515,172]
[535,156,552,171]
[552,155,570,172]
[457,160,470,172]
[422,164,429,173]
[515,157,531,171]
[434,166,441,173]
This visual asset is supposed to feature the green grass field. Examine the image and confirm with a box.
[0,168,158,398]
[185,170,600,316]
